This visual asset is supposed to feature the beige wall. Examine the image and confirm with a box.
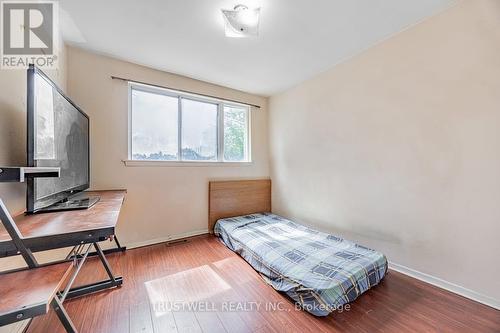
[269,0,500,303]
[66,47,269,247]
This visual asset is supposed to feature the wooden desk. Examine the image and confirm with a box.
[0,190,126,257]
[0,190,126,303]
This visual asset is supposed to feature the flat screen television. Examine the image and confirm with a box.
[26,65,98,213]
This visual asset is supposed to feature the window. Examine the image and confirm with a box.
[181,99,218,161]
[130,89,178,161]
[129,83,250,163]
[223,105,249,162]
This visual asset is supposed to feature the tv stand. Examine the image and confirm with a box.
[0,166,60,182]
[35,195,100,213]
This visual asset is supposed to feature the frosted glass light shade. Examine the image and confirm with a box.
[222,5,260,38]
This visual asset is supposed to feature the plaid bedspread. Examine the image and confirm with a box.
[215,213,388,316]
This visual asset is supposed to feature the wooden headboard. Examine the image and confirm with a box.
[208,179,271,233]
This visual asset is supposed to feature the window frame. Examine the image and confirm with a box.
[127,82,251,165]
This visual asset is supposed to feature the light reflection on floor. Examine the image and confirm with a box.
[145,264,232,317]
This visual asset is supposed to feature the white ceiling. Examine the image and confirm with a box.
[59,0,454,96]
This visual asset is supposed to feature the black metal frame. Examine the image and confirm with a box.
[0,298,76,332]
[51,297,77,332]
[66,236,126,260]
[58,242,123,300]
[0,227,126,257]
[0,200,38,268]
[0,302,46,326]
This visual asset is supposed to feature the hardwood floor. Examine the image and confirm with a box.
[27,235,500,333]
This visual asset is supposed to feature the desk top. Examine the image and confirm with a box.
[0,190,126,242]
[0,263,72,317]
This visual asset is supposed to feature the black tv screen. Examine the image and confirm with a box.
[26,65,90,213]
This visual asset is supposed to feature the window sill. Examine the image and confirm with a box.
[122,160,253,167]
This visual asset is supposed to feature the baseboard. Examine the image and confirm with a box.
[125,229,209,249]
[389,261,500,310]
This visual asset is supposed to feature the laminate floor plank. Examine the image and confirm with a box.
[25,235,500,333]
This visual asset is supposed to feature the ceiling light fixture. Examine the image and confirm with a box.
[221,4,261,38]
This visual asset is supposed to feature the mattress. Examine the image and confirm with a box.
[214,213,388,316]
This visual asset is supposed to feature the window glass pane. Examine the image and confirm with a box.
[131,88,178,160]
[224,105,248,162]
[181,99,217,161]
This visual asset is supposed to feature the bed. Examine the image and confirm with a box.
[209,179,388,316]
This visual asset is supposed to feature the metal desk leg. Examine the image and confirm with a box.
[94,242,117,284]
[68,237,126,261]
[0,200,38,268]
[63,242,123,300]
[51,297,78,333]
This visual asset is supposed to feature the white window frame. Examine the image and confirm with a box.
[126,82,252,166]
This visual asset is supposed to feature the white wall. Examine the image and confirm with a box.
[269,0,500,304]
[66,46,269,247]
